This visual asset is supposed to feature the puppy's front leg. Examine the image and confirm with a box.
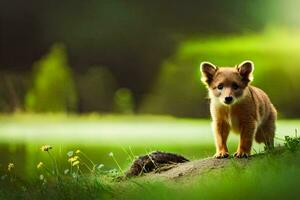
[234,122,256,158]
[213,120,230,159]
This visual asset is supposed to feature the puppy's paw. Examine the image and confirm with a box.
[233,151,250,158]
[214,151,230,159]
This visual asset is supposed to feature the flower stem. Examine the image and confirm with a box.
[111,156,125,176]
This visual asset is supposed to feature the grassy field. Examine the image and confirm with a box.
[117,150,300,200]
[0,114,299,199]
[2,148,300,200]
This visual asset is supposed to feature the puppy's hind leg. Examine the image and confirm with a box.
[255,116,276,150]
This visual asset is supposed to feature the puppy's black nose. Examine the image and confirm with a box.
[225,96,233,104]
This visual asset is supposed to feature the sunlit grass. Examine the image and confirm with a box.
[180,29,300,57]
[0,113,298,144]
[0,144,120,199]
[0,132,300,200]
[118,150,300,200]
[0,114,299,180]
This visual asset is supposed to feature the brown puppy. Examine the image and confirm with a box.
[200,61,277,158]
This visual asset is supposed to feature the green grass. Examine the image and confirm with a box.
[118,150,300,200]
[0,114,300,199]
[0,114,299,177]
[1,135,300,200]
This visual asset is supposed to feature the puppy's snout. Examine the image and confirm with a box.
[224,96,233,104]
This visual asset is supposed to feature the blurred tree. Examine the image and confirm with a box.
[0,72,29,113]
[76,67,117,113]
[0,0,273,104]
[25,44,77,112]
[114,88,134,114]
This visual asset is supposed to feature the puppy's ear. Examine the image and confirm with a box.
[237,60,254,84]
[200,62,218,85]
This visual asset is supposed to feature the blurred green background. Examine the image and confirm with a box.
[1,0,300,117]
[1,0,300,177]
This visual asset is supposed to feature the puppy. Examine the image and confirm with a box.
[200,61,277,158]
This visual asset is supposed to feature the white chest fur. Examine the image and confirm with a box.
[227,108,240,133]
[210,100,241,134]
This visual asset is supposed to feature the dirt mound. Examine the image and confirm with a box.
[146,157,248,179]
[125,148,285,180]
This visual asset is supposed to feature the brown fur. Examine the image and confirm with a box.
[200,61,277,158]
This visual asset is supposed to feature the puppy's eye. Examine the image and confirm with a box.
[217,84,224,90]
[232,83,239,90]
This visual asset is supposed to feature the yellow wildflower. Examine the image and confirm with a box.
[40,145,52,152]
[37,162,44,169]
[75,149,81,154]
[68,156,79,163]
[72,160,80,166]
[8,163,14,172]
